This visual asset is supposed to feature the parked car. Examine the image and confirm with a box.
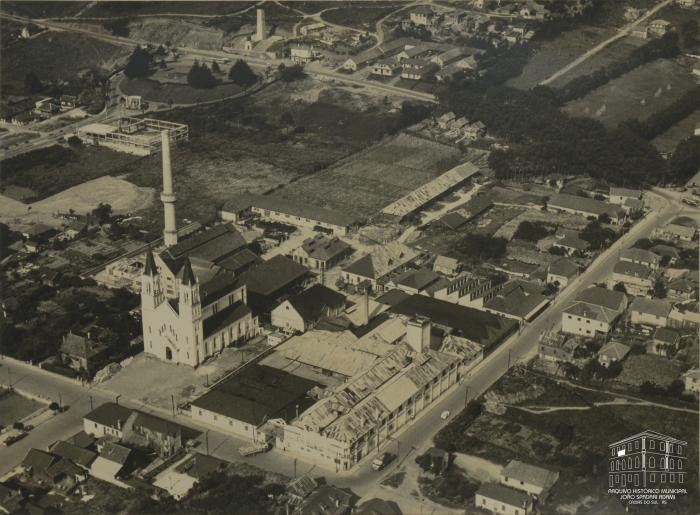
[440,410,451,420]
[372,452,393,471]
[4,432,27,446]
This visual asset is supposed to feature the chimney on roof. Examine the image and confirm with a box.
[407,316,431,353]
[358,285,369,326]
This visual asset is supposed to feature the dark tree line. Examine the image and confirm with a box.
[622,86,700,140]
[187,60,218,89]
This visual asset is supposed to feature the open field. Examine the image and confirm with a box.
[0,144,143,200]
[0,30,128,91]
[120,77,243,104]
[78,1,257,17]
[652,109,700,155]
[0,388,44,427]
[563,58,698,127]
[506,26,618,90]
[436,369,699,512]
[0,176,154,230]
[320,3,404,31]
[275,133,461,219]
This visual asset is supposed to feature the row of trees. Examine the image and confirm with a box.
[623,86,700,140]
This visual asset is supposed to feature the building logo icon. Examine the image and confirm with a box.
[608,430,688,507]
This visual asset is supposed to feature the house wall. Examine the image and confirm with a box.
[191,405,260,441]
[500,475,549,497]
[84,419,123,440]
[475,494,530,515]
[607,273,652,296]
[562,312,610,336]
[547,272,573,288]
[271,301,306,332]
[630,311,668,328]
[250,206,347,236]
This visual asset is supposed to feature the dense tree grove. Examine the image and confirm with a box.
[187,60,218,89]
[455,234,508,260]
[124,45,153,78]
[668,136,700,184]
[623,86,700,141]
[513,221,550,242]
[278,63,307,83]
[228,59,258,88]
[437,80,667,186]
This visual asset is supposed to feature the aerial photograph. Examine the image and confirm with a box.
[0,0,698,513]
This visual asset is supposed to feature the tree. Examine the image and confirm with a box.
[211,60,221,74]
[613,282,627,294]
[228,59,257,88]
[24,72,43,93]
[279,64,307,83]
[653,277,667,299]
[668,136,700,184]
[280,111,294,127]
[124,46,153,79]
[92,203,113,225]
[597,212,611,224]
[187,60,218,89]
[455,234,507,260]
[167,98,174,110]
[513,221,550,242]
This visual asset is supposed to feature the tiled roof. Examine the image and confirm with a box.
[476,483,532,508]
[613,260,653,279]
[549,193,624,217]
[285,284,346,322]
[548,258,578,278]
[653,327,679,344]
[343,242,418,281]
[160,224,247,273]
[60,332,108,360]
[49,440,97,468]
[99,442,132,465]
[576,286,626,311]
[620,248,661,265]
[84,402,133,429]
[502,460,558,488]
[630,297,672,318]
[598,341,630,361]
[484,281,548,319]
[203,301,252,339]
[240,255,309,297]
[300,235,351,261]
[394,268,441,291]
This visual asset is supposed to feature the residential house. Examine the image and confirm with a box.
[238,255,311,315]
[598,341,630,367]
[0,483,24,514]
[291,234,352,271]
[62,220,88,240]
[649,244,680,265]
[551,230,591,257]
[433,255,460,276]
[607,261,654,296]
[390,268,443,295]
[436,112,457,129]
[609,187,642,206]
[547,258,578,287]
[668,302,700,329]
[433,272,494,308]
[342,47,383,71]
[60,330,110,375]
[649,327,680,356]
[538,333,580,363]
[341,241,418,292]
[548,194,625,224]
[90,442,133,486]
[475,483,533,515]
[271,284,346,333]
[667,276,695,302]
[463,121,486,140]
[435,63,468,82]
[430,48,467,67]
[59,95,79,110]
[291,46,314,64]
[48,441,97,470]
[296,485,354,515]
[83,402,133,439]
[370,59,400,77]
[500,459,559,499]
[620,248,661,270]
[653,223,697,242]
[648,19,672,36]
[400,59,434,80]
[287,475,318,506]
[562,286,627,337]
[410,6,435,26]
[482,280,549,323]
[630,297,672,327]
[682,368,699,396]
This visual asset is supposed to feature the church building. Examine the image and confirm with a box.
[140,131,259,367]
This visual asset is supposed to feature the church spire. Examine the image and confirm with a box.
[181,257,196,286]
[143,247,157,276]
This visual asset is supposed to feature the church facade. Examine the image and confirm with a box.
[140,130,259,367]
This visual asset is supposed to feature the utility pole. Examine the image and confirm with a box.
[464,386,470,408]
[89,395,93,411]
[58,392,62,409]
[171,394,176,416]
[115,394,121,406]
[293,458,297,478]
[507,349,511,370]
[7,368,11,390]
[205,430,210,455]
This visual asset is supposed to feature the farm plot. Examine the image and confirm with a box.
[652,109,700,155]
[562,59,697,128]
[274,133,462,219]
[506,26,618,90]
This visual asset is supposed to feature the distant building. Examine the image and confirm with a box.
[60,330,109,375]
[433,272,494,308]
[291,46,314,64]
[433,255,460,276]
[609,187,642,206]
[682,368,699,395]
[410,6,435,26]
[482,280,549,323]
[547,258,578,287]
[607,260,654,296]
[548,194,625,224]
[598,341,630,367]
[653,223,697,242]
[538,333,580,363]
[620,248,661,270]
[649,327,680,356]
[648,19,672,37]
[370,59,400,76]
[342,241,418,292]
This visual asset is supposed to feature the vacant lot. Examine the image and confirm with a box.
[275,133,461,219]
[507,26,618,90]
[652,109,700,155]
[563,59,697,127]
[0,389,44,427]
[1,30,128,91]
[120,77,243,105]
[615,354,682,387]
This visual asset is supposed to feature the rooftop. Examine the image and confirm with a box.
[576,286,626,311]
[240,255,309,298]
[191,364,318,426]
[476,483,532,508]
[285,284,346,322]
[84,402,133,429]
[300,234,351,262]
[548,258,578,278]
[549,193,624,217]
[630,296,672,318]
[501,459,559,488]
[620,248,661,265]
[613,260,653,279]
[343,242,418,281]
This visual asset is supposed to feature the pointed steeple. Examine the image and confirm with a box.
[181,257,196,286]
[144,247,157,276]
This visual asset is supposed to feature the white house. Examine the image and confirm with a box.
[629,297,672,327]
[619,248,661,270]
[547,258,578,288]
[562,287,627,337]
[597,341,630,367]
[475,483,533,515]
[500,460,559,499]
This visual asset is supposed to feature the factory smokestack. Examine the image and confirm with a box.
[161,131,178,247]
[255,8,266,41]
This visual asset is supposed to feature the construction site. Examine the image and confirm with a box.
[76,117,189,156]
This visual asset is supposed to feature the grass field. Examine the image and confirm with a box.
[320,3,404,31]
[120,77,243,104]
[652,109,700,155]
[274,133,462,218]
[507,26,618,90]
[562,59,698,127]
[1,30,128,90]
[0,389,44,427]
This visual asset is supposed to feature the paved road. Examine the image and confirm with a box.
[539,0,674,86]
